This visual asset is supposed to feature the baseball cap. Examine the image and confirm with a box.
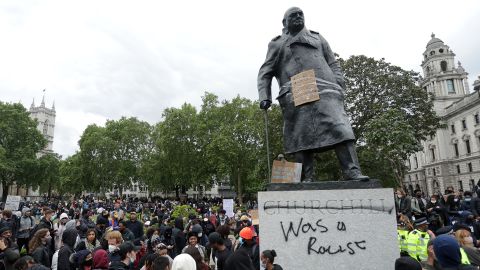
[60,213,69,220]
[239,227,254,240]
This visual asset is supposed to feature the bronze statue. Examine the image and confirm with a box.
[258,7,368,182]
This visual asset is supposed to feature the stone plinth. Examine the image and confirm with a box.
[258,187,398,270]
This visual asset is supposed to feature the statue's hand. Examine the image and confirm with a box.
[260,100,272,110]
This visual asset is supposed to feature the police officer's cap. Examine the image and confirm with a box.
[414,217,429,226]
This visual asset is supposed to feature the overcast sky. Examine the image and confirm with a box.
[1,0,479,158]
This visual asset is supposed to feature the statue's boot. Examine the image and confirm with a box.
[295,151,314,182]
[335,141,369,181]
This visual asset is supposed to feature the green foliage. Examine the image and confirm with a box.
[0,102,47,201]
[171,204,197,219]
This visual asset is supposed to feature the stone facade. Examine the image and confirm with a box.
[404,34,480,196]
[29,96,56,154]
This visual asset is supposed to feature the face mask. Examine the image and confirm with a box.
[239,238,244,246]
[454,198,459,202]
[431,200,437,203]
[397,195,403,198]
[108,245,117,253]
[464,236,474,244]
[130,254,136,264]
[261,263,267,269]
[465,197,472,202]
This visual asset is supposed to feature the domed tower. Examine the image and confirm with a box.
[421,33,470,115]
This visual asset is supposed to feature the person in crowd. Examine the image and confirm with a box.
[152,256,170,270]
[53,213,69,251]
[208,232,231,270]
[411,189,427,220]
[160,228,175,258]
[171,254,196,270]
[462,191,474,211]
[456,228,480,266]
[172,218,185,256]
[237,227,259,270]
[71,249,93,270]
[92,249,110,270]
[106,230,123,262]
[182,232,206,262]
[426,194,447,232]
[156,244,173,267]
[140,253,158,270]
[108,242,139,270]
[118,221,135,243]
[407,217,433,262]
[216,210,229,227]
[215,225,233,251]
[224,248,255,270]
[1,211,17,243]
[76,228,101,252]
[433,234,478,270]
[0,232,20,270]
[260,250,282,270]
[394,256,422,270]
[125,211,144,241]
[28,229,51,267]
[183,247,208,270]
[146,228,161,254]
[78,210,96,240]
[395,188,412,219]
[35,209,54,235]
[16,208,34,254]
[109,212,120,230]
[57,228,78,270]
[189,225,207,248]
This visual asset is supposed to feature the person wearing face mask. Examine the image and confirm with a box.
[54,213,69,251]
[106,230,123,263]
[395,188,412,219]
[461,191,474,212]
[455,228,479,266]
[426,195,447,232]
[29,229,52,267]
[108,242,140,270]
[260,250,282,270]
[412,190,427,220]
[216,210,229,227]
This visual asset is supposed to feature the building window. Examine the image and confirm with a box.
[470,179,475,191]
[433,168,437,176]
[458,180,464,190]
[447,79,456,94]
[466,140,472,154]
[475,114,480,125]
[454,143,459,157]
[451,124,456,134]
[469,162,473,172]
[462,119,467,130]
[457,165,461,174]
[441,61,447,72]
[408,175,411,181]
[430,148,436,161]
[414,156,418,168]
[43,120,49,135]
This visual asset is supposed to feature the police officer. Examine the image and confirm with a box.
[397,221,410,256]
[407,217,434,262]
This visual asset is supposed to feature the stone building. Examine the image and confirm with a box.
[404,34,480,196]
[29,95,56,154]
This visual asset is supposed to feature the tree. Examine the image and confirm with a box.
[0,102,46,201]
[36,153,61,198]
[334,55,443,186]
[58,153,84,196]
[78,117,153,193]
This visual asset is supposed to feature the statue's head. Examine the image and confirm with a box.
[282,7,305,34]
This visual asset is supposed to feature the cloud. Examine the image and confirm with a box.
[0,0,479,157]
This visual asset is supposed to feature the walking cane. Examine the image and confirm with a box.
[263,109,271,182]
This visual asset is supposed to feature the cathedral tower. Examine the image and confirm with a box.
[29,95,56,154]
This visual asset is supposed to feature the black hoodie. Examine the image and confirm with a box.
[224,249,255,270]
[58,228,78,270]
[172,218,185,255]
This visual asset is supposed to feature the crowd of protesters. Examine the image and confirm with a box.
[395,181,480,270]
[0,196,282,270]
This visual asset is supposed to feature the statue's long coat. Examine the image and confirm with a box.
[257,27,355,154]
